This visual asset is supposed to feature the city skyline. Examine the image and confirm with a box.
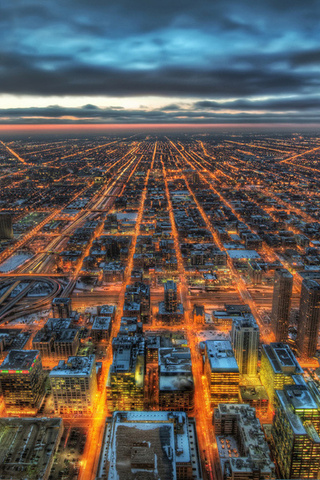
[1,1,320,479]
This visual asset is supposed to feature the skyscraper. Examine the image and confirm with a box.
[297,279,320,359]
[272,377,320,479]
[204,340,240,406]
[231,314,259,376]
[164,280,178,312]
[271,268,293,342]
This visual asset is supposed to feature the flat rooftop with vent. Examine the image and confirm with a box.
[96,411,203,480]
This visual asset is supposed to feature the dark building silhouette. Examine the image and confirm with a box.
[297,279,320,359]
[271,268,293,342]
[0,213,13,239]
[52,297,72,318]
[164,280,177,313]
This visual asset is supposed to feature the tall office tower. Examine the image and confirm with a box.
[231,314,259,376]
[96,411,203,480]
[271,268,293,342]
[204,340,239,406]
[297,279,320,359]
[272,378,320,479]
[0,213,13,239]
[260,343,303,405]
[164,280,178,312]
[52,297,72,318]
[214,404,275,480]
[50,355,97,415]
[0,350,45,414]
[108,334,145,411]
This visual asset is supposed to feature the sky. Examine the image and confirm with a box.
[0,0,319,126]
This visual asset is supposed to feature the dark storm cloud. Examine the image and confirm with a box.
[290,49,320,67]
[195,96,320,112]
[1,104,320,125]
[0,53,318,98]
[0,0,320,123]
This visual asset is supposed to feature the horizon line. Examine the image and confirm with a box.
[0,122,320,132]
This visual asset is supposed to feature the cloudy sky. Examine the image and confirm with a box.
[1,0,319,125]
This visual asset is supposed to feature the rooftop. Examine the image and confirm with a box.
[205,340,239,372]
[50,355,95,377]
[0,417,63,480]
[92,316,112,330]
[0,349,40,372]
[97,411,200,480]
[262,343,303,375]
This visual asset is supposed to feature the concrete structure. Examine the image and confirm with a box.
[0,417,63,480]
[32,318,80,361]
[50,355,97,415]
[214,403,275,480]
[272,378,320,479]
[240,385,269,418]
[271,269,293,342]
[96,411,202,480]
[52,297,72,318]
[297,279,320,359]
[0,349,45,414]
[159,346,194,413]
[231,314,259,376]
[260,343,303,405]
[204,340,239,406]
[98,304,116,320]
[91,316,112,342]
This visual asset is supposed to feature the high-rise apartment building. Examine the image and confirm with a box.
[271,269,293,342]
[159,280,184,324]
[231,314,259,375]
[0,350,45,414]
[50,355,97,415]
[297,279,320,359]
[272,378,320,479]
[164,280,177,312]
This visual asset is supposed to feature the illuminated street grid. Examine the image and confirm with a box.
[1,133,320,480]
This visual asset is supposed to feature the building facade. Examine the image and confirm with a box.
[272,378,320,479]
[271,268,293,342]
[204,340,239,406]
[297,279,320,359]
[50,355,97,415]
[214,403,275,480]
[0,349,45,414]
[231,314,259,376]
[260,343,303,405]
